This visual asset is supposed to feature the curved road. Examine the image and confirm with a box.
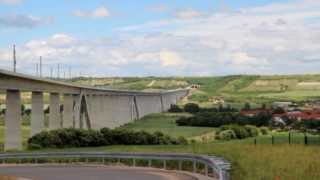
[0,165,197,180]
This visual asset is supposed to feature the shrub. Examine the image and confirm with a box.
[168,104,183,113]
[177,136,188,145]
[0,108,5,115]
[176,111,271,127]
[260,127,269,135]
[220,125,250,139]
[44,106,50,114]
[21,104,25,115]
[218,130,236,140]
[244,125,260,137]
[184,103,200,113]
[273,107,285,114]
[24,108,31,116]
[28,128,186,149]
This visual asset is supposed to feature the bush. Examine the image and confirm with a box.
[176,112,272,127]
[184,103,200,113]
[24,108,32,116]
[176,112,236,127]
[218,130,236,140]
[44,106,50,114]
[220,125,250,139]
[28,128,186,149]
[177,136,188,145]
[260,127,269,135]
[0,108,5,115]
[168,104,183,113]
[303,120,320,130]
[244,125,260,137]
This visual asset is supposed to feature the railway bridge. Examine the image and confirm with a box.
[0,69,188,150]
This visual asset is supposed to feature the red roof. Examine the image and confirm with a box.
[240,109,270,116]
[274,111,320,120]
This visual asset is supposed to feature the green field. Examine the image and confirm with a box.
[120,113,215,139]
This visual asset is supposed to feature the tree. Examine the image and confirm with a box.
[184,103,200,113]
[273,107,285,114]
[243,102,251,110]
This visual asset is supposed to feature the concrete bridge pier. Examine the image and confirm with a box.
[49,93,61,130]
[5,90,22,150]
[62,94,74,128]
[31,92,44,136]
[73,94,81,128]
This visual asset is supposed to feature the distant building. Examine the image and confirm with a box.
[272,102,296,110]
[240,109,271,117]
[209,96,225,104]
[190,84,201,89]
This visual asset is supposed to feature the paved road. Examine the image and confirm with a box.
[0,165,197,180]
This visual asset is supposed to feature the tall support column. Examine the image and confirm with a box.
[49,93,60,129]
[73,94,81,128]
[31,92,44,136]
[133,96,140,120]
[5,90,22,150]
[90,95,98,129]
[63,94,73,128]
[160,95,164,112]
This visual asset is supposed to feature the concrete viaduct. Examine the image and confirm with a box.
[0,69,189,151]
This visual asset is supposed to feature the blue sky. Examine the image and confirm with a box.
[0,0,319,76]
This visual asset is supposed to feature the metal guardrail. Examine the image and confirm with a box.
[0,152,230,180]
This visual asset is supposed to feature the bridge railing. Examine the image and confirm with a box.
[0,152,231,180]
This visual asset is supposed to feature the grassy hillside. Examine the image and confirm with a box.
[119,113,215,139]
[2,74,320,105]
[184,75,320,106]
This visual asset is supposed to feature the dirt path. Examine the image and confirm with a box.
[147,80,156,87]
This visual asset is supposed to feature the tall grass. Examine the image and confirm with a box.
[30,143,320,180]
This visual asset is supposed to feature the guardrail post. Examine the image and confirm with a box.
[288,131,291,144]
[163,160,166,170]
[133,159,136,167]
[148,159,152,167]
[102,157,105,164]
[205,163,208,176]
[304,133,308,145]
[193,160,197,173]
[178,160,182,171]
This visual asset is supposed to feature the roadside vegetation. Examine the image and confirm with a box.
[28,143,320,180]
[28,128,187,149]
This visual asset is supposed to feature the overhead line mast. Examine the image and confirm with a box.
[13,44,16,72]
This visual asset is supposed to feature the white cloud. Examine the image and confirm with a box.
[1,0,320,76]
[73,6,110,18]
[0,14,53,28]
[148,4,168,13]
[159,50,183,67]
[174,9,206,19]
[230,52,268,66]
[0,0,22,5]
